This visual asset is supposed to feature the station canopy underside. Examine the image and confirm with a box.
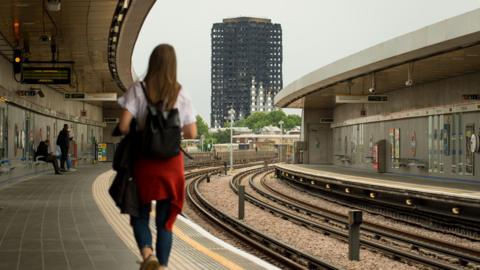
[275,9,480,109]
[0,0,154,109]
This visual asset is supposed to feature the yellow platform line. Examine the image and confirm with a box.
[171,221,245,270]
[93,170,245,270]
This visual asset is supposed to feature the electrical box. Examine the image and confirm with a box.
[293,141,305,164]
[372,139,386,173]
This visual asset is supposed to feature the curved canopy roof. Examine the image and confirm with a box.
[275,9,480,109]
[0,0,154,108]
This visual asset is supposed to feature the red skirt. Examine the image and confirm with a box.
[134,153,185,231]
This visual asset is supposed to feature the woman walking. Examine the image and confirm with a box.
[117,44,197,270]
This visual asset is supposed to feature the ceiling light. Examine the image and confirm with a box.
[46,0,61,11]
[117,14,124,22]
[368,73,375,94]
[405,62,414,87]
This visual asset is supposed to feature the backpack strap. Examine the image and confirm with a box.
[140,82,151,104]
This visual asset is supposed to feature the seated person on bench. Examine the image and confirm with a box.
[35,139,62,175]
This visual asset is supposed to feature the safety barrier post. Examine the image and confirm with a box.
[348,210,362,261]
[238,185,245,220]
[206,174,210,183]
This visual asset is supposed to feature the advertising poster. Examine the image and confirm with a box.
[458,114,463,175]
[394,128,400,168]
[389,128,395,168]
[428,116,433,173]
[97,143,107,162]
[451,114,457,174]
[410,131,416,157]
[465,124,475,176]
[439,115,444,174]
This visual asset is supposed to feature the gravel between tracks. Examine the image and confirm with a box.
[264,172,480,252]
[194,170,427,270]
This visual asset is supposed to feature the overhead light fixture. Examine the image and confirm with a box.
[368,73,376,94]
[117,14,124,22]
[405,62,414,87]
[46,0,61,11]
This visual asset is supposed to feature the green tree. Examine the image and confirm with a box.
[212,129,231,144]
[267,110,287,127]
[196,115,209,139]
[233,110,300,132]
[285,114,301,130]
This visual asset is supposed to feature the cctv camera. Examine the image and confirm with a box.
[405,79,413,87]
[368,87,375,94]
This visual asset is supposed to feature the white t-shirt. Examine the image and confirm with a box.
[118,81,196,129]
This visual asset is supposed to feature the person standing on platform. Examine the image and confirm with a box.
[117,44,197,270]
[66,137,77,171]
[56,124,70,171]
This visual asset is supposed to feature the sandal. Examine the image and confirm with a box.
[139,255,160,270]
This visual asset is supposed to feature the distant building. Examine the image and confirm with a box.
[209,127,252,135]
[260,125,282,134]
[211,17,282,127]
[250,77,274,113]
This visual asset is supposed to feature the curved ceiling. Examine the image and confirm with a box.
[0,0,155,106]
[274,8,480,109]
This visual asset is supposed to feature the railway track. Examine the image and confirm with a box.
[186,166,341,270]
[233,167,479,270]
[275,168,480,240]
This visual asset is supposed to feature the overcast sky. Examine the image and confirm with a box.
[132,0,480,126]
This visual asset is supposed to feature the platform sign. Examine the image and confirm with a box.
[103,117,119,124]
[21,67,71,84]
[462,94,479,100]
[64,93,85,99]
[16,90,38,96]
[64,92,117,101]
[97,143,107,162]
[336,95,388,103]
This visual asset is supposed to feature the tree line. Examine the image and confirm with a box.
[195,110,301,149]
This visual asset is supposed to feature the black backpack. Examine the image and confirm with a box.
[139,82,181,159]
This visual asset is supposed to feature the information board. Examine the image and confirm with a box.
[336,95,389,103]
[21,67,71,84]
[97,143,107,162]
[64,92,117,101]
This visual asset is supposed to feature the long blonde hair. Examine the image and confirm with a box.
[144,44,181,110]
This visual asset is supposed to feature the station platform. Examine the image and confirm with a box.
[275,164,480,202]
[0,164,276,270]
